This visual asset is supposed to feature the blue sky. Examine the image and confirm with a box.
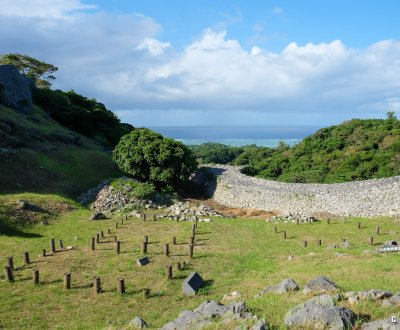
[1,0,400,127]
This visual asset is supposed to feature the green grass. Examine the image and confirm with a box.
[1,195,400,329]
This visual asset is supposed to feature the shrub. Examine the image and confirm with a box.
[112,128,197,191]
[111,179,156,199]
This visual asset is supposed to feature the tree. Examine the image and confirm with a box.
[0,53,58,88]
[112,128,197,191]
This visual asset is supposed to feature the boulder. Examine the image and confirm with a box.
[160,300,266,330]
[284,295,356,330]
[361,318,400,330]
[90,211,106,220]
[256,279,299,296]
[0,65,33,114]
[390,293,400,306]
[129,316,147,328]
[303,276,339,294]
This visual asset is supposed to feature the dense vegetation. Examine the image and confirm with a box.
[34,88,133,147]
[110,178,156,199]
[113,128,197,191]
[190,115,400,183]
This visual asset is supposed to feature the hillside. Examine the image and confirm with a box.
[191,116,400,183]
[0,103,121,197]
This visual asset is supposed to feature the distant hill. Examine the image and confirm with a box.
[236,115,400,183]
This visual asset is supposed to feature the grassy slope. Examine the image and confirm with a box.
[0,104,121,197]
[1,194,399,329]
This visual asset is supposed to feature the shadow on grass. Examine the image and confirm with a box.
[0,223,42,238]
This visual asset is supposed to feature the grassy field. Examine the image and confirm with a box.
[1,194,400,329]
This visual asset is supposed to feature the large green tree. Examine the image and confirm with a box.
[0,53,58,88]
[112,128,197,191]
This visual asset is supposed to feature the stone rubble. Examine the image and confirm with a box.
[156,201,223,222]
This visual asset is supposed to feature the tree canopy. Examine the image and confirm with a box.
[0,53,58,88]
[112,128,197,191]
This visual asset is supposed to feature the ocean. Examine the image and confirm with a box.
[149,126,319,147]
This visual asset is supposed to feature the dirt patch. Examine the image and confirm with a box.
[186,198,277,219]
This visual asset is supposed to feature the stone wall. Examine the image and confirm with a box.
[0,65,33,114]
[208,165,400,217]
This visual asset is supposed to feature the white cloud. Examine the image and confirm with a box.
[137,38,171,56]
[0,0,96,18]
[1,4,400,126]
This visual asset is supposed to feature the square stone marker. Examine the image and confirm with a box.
[137,256,150,266]
[182,271,204,296]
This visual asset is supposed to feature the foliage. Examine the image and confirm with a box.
[33,88,133,147]
[112,128,197,191]
[191,115,400,183]
[0,53,58,88]
[110,178,156,199]
[250,116,400,182]
[189,142,243,164]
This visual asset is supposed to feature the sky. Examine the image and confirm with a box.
[1,0,400,127]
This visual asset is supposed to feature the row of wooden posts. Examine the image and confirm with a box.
[274,224,378,246]
[4,260,185,293]
[4,216,199,287]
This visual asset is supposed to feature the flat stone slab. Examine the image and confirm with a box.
[303,276,339,295]
[182,272,204,296]
[136,257,149,266]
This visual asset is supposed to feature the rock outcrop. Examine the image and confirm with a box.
[0,65,33,114]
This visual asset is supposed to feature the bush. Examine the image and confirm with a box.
[112,128,197,191]
[111,179,156,199]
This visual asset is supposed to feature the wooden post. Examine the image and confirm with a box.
[42,249,46,257]
[4,266,14,282]
[144,288,150,299]
[358,222,361,229]
[176,262,181,271]
[58,240,64,249]
[165,265,172,280]
[144,235,148,244]
[113,235,117,243]
[33,269,39,285]
[296,218,299,225]
[64,272,71,289]
[282,231,287,239]
[7,256,14,271]
[116,240,121,254]
[125,214,128,221]
[141,241,147,254]
[100,231,104,239]
[121,218,124,225]
[164,243,169,257]
[93,276,101,294]
[188,244,194,259]
[376,226,380,235]
[118,278,125,294]
[327,218,330,225]
[23,251,30,265]
[342,238,346,242]
[96,233,100,244]
[50,238,56,253]
[274,226,278,234]
[317,239,322,246]
[115,222,118,229]
[172,237,176,245]
[153,215,157,221]
[189,236,194,245]
[369,237,374,246]
[90,238,95,250]
[107,228,111,235]
[303,240,308,248]
[143,213,146,222]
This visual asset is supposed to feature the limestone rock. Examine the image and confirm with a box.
[303,276,339,295]
[284,295,356,330]
[129,316,147,328]
[256,279,299,296]
[390,292,400,306]
[361,319,400,330]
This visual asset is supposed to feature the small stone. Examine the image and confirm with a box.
[381,300,393,308]
[223,291,242,301]
[303,276,339,295]
[256,279,299,296]
[389,292,400,306]
[288,255,294,260]
[129,316,147,328]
